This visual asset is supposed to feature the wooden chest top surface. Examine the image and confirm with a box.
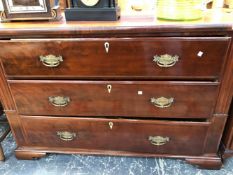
[0,9,232,38]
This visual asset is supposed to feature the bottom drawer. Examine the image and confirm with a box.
[20,116,209,156]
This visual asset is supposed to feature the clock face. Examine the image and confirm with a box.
[80,0,100,7]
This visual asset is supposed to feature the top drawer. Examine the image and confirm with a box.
[0,37,230,79]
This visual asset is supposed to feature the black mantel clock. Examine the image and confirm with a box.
[65,0,120,21]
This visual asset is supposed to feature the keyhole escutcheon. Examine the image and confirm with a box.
[104,42,110,53]
[107,84,112,93]
[109,122,114,130]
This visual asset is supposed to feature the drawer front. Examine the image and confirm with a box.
[0,37,230,79]
[9,81,218,118]
[20,116,209,156]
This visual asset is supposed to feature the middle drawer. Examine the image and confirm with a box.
[9,81,218,119]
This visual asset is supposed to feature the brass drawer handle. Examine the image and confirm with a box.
[49,96,70,107]
[150,97,174,108]
[40,54,63,67]
[149,136,170,146]
[57,131,76,141]
[153,54,179,67]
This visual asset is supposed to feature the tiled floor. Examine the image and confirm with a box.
[1,123,233,175]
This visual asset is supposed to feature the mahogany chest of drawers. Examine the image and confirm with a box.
[222,100,233,158]
[0,13,232,169]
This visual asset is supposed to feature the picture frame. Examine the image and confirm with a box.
[0,0,61,22]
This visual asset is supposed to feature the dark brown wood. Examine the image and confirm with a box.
[0,38,229,80]
[185,157,222,169]
[203,114,228,154]
[14,145,222,169]
[4,111,26,146]
[9,80,219,118]
[0,13,232,39]
[0,10,232,169]
[215,39,233,114]
[0,146,4,161]
[222,100,233,158]
[13,146,219,159]
[20,115,209,156]
[0,62,16,110]
[221,149,233,159]
[15,115,225,169]
[223,104,233,148]
[15,149,46,160]
[217,38,233,159]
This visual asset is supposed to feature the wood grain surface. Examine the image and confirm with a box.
[9,80,219,119]
[20,115,209,156]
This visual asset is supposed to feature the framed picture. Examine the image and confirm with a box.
[0,0,61,22]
